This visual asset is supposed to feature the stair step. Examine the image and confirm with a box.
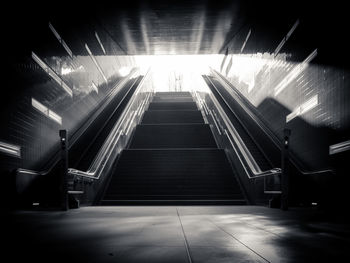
[129,124,217,149]
[103,149,244,201]
[141,110,204,124]
[155,92,192,97]
[100,199,246,205]
[148,102,198,111]
[101,92,246,204]
[152,97,194,103]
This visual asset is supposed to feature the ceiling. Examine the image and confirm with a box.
[3,0,349,66]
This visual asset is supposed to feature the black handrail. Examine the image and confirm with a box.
[210,68,335,177]
[67,68,152,180]
[199,76,281,179]
[16,69,139,177]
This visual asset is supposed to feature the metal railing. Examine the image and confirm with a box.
[210,68,334,177]
[192,82,281,180]
[16,69,140,178]
[67,68,153,180]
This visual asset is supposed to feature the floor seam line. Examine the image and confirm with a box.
[239,220,283,238]
[176,208,193,263]
[207,218,271,263]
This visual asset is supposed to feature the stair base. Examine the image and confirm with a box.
[100,199,247,205]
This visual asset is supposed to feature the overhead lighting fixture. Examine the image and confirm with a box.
[274,49,317,96]
[95,32,106,55]
[329,140,350,155]
[240,29,251,53]
[48,110,63,125]
[286,94,318,122]
[274,19,300,57]
[49,22,73,58]
[220,47,229,73]
[0,141,21,158]
[32,52,73,97]
[32,98,62,125]
[225,55,233,76]
[85,44,108,83]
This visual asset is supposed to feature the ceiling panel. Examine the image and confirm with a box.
[3,0,349,66]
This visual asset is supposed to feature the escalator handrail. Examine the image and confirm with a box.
[204,74,276,168]
[16,69,139,177]
[211,69,281,147]
[210,68,335,176]
[195,79,281,179]
[67,68,152,180]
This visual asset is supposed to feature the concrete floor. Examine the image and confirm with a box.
[4,206,350,262]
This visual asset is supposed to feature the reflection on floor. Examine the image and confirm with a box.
[5,206,350,262]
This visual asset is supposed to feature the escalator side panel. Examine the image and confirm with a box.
[208,76,281,167]
[73,77,142,170]
[204,76,273,171]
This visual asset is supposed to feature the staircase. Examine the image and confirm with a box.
[101,91,246,204]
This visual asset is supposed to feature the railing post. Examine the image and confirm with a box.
[281,128,291,210]
[59,130,68,211]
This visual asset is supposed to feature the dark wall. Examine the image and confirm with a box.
[217,0,350,173]
[221,58,350,171]
[215,17,350,208]
[1,54,136,176]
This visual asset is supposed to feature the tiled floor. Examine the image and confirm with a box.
[5,206,350,262]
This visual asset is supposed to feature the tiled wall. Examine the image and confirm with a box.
[0,55,136,173]
[216,53,350,170]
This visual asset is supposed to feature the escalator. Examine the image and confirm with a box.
[202,70,334,206]
[203,75,276,172]
[70,76,142,171]
[15,73,143,207]
[100,92,246,204]
[17,66,326,208]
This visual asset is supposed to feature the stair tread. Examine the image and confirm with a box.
[154,94,192,97]
[152,97,194,103]
[129,124,217,149]
[142,110,204,124]
[103,149,244,201]
[101,93,245,203]
[148,102,198,110]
